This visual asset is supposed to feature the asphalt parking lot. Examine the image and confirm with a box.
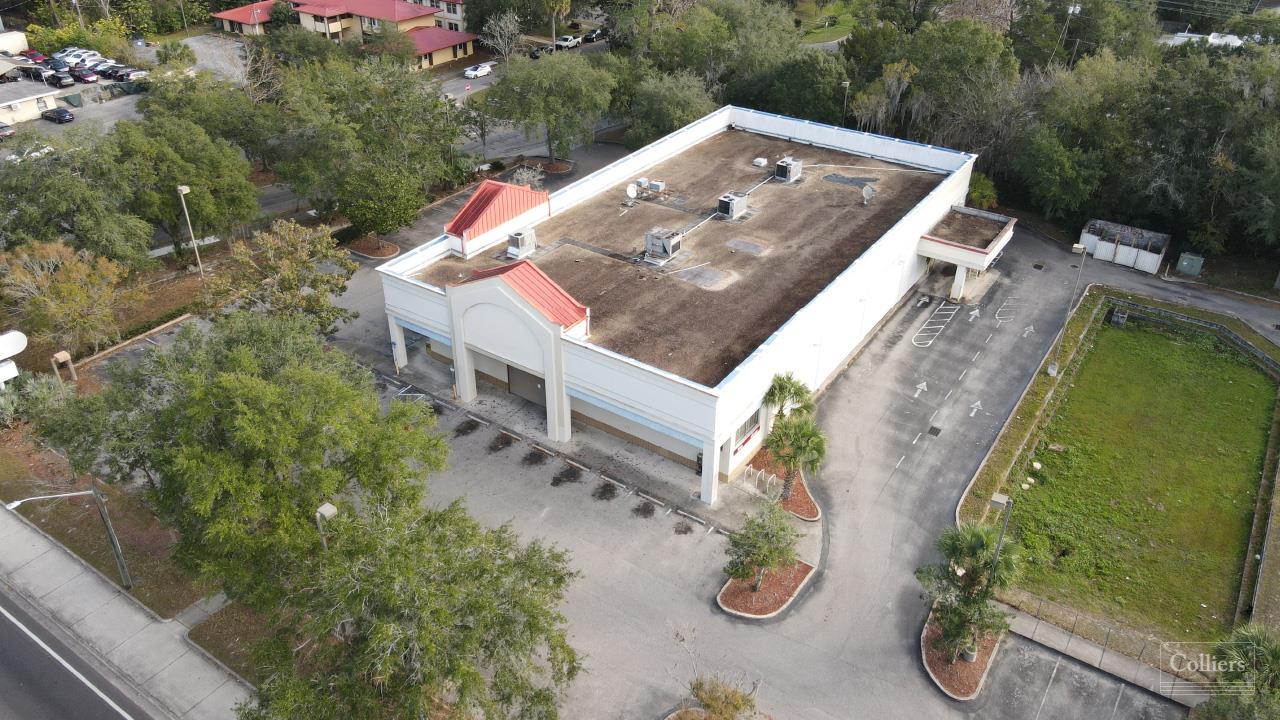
[976,636,1184,720]
[362,231,1185,719]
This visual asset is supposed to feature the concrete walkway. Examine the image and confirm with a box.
[0,508,252,720]
[1002,603,1211,708]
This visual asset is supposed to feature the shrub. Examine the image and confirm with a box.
[967,171,999,210]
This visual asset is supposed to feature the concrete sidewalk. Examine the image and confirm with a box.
[0,507,252,720]
[1001,602,1211,709]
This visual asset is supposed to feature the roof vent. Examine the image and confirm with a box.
[649,179,667,192]
[644,228,683,264]
[507,228,536,259]
[775,157,802,183]
[718,192,747,220]
[752,157,767,167]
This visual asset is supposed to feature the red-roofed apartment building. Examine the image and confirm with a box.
[211,0,276,35]
[214,0,478,65]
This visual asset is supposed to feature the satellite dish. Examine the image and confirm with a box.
[625,184,638,199]
[862,184,878,205]
[0,330,27,359]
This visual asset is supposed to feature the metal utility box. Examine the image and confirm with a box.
[1176,252,1204,277]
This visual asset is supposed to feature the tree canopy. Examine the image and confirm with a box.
[489,54,615,161]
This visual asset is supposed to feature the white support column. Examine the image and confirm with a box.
[453,347,477,402]
[544,338,572,442]
[700,437,721,505]
[949,267,968,302]
[388,316,408,370]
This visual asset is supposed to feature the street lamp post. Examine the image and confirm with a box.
[986,492,1013,595]
[840,80,851,128]
[315,502,338,551]
[1046,243,1087,377]
[7,484,133,589]
[176,185,206,281]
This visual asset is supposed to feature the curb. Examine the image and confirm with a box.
[346,242,401,260]
[919,611,1002,702]
[714,561,815,621]
[783,469,822,522]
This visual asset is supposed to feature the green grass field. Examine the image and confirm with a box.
[1014,323,1275,639]
[794,0,859,43]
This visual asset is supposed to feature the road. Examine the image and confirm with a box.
[0,588,156,720]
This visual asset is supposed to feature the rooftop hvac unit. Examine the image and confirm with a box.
[636,177,649,189]
[507,228,536,259]
[718,192,747,220]
[649,179,667,192]
[644,228,683,260]
[752,157,767,168]
[775,157,803,183]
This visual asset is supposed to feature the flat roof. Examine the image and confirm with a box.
[418,128,944,386]
[0,82,58,105]
[926,208,1008,249]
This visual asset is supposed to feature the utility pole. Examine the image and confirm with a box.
[176,185,207,281]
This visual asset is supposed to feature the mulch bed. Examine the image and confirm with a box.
[346,234,400,259]
[525,157,574,174]
[921,621,1001,699]
[718,560,815,617]
[749,448,821,521]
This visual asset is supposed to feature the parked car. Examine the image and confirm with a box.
[69,67,98,83]
[17,65,54,81]
[50,47,79,59]
[584,27,608,42]
[41,58,69,72]
[120,69,149,81]
[100,66,132,80]
[463,62,494,78]
[65,50,101,66]
[0,123,14,140]
[47,72,75,88]
[554,35,580,49]
[20,49,46,62]
[41,107,74,123]
[85,59,118,72]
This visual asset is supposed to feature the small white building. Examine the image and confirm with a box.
[0,31,28,55]
[1078,219,1170,275]
[378,106,1011,505]
[0,81,59,126]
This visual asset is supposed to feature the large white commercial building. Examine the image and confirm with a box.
[378,106,1012,505]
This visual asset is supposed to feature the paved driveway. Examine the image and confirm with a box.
[354,229,1186,719]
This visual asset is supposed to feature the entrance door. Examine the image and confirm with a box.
[507,365,546,406]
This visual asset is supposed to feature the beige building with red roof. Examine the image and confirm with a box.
[406,24,477,69]
[378,107,1009,505]
[293,0,440,42]
[211,0,276,35]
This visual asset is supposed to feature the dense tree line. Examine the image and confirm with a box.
[583,0,1280,254]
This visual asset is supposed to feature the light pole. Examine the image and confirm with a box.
[176,185,206,281]
[985,492,1013,595]
[7,485,133,589]
[315,502,338,551]
[1046,243,1087,377]
[840,80,851,128]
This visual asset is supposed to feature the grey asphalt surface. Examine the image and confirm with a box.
[338,219,1187,718]
[0,587,155,720]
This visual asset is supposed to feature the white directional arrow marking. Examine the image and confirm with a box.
[1022,325,1035,338]
[969,400,984,417]
[914,382,928,398]
[968,307,981,322]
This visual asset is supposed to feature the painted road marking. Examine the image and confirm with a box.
[967,307,980,322]
[995,296,1022,328]
[912,433,921,445]
[929,410,938,422]
[895,455,906,469]
[972,351,981,362]
[986,333,993,344]
[914,382,928,398]
[969,400,984,417]
[0,603,136,720]
[911,301,960,347]
[944,389,953,400]
[958,368,968,381]
[1023,324,1036,338]
[1033,658,1063,720]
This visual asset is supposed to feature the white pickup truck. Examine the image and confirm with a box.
[554,35,581,49]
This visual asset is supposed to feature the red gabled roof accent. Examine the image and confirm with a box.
[445,179,548,242]
[405,25,477,55]
[463,261,588,328]
[295,0,438,21]
[212,0,275,24]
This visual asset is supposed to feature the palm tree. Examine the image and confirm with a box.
[763,413,826,500]
[763,372,814,422]
[916,523,1021,662]
[1216,624,1280,695]
[542,0,570,47]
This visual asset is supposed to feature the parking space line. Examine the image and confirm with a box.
[911,301,960,348]
[972,351,981,362]
[912,433,921,445]
[1108,685,1126,720]
[958,369,967,381]
[1034,658,1062,720]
